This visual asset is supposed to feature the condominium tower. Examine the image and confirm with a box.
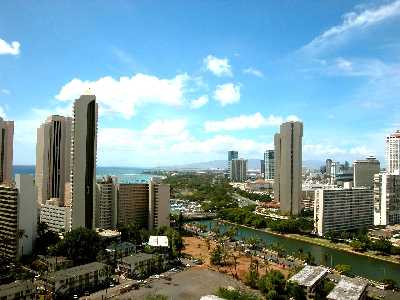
[264,150,275,180]
[353,156,380,188]
[0,117,14,184]
[71,94,98,229]
[373,173,400,226]
[95,176,118,229]
[230,159,247,182]
[386,130,400,175]
[314,187,373,236]
[274,121,303,215]
[0,175,37,259]
[36,115,72,206]
[227,150,238,178]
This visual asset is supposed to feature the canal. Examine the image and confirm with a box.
[195,220,400,284]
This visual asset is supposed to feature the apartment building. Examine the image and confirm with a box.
[353,156,380,188]
[373,173,400,226]
[95,176,117,229]
[0,117,14,184]
[386,130,400,175]
[264,150,275,180]
[0,174,37,259]
[40,199,72,233]
[0,280,36,300]
[314,187,373,236]
[229,158,247,182]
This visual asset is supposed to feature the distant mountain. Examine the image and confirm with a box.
[158,159,324,171]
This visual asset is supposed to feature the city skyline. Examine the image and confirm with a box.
[1,1,400,167]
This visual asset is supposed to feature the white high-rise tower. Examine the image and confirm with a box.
[386,130,400,175]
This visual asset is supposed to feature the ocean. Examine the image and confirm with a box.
[12,165,158,183]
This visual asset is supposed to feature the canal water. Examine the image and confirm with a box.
[196,220,400,284]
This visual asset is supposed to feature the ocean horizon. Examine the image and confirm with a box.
[12,165,159,184]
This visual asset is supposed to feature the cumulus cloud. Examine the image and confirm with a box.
[213,83,240,106]
[190,95,209,109]
[203,55,232,77]
[243,67,264,77]
[0,38,20,55]
[56,73,190,118]
[302,0,400,53]
[0,106,6,119]
[204,113,301,132]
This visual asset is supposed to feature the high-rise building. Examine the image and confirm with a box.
[0,174,37,259]
[273,133,281,202]
[353,156,380,188]
[71,94,98,229]
[230,159,247,182]
[36,115,72,206]
[274,121,303,215]
[95,176,117,229]
[314,187,373,236]
[0,117,14,184]
[227,151,238,178]
[117,181,170,230]
[386,130,400,175]
[373,173,400,226]
[40,200,72,233]
[325,159,332,176]
[260,160,265,178]
[330,161,353,186]
[264,150,275,180]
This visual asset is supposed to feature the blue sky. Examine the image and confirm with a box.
[1,0,400,167]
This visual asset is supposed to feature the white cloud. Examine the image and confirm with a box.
[190,95,209,109]
[0,106,6,119]
[302,0,400,53]
[336,58,353,71]
[213,83,240,106]
[56,73,190,118]
[1,89,11,95]
[204,113,301,132]
[203,55,232,77]
[243,67,264,77]
[0,38,20,55]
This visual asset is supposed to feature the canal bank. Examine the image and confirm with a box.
[195,219,400,285]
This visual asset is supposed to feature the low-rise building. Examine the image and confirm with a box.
[289,265,329,299]
[117,253,168,279]
[314,187,373,236]
[0,280,36,300]
[327,276,368,300]
[46,262,109,296]
[105,242,136,260]
[37,255,73,272]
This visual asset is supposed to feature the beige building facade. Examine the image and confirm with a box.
[386,130,400,175]
[274,121,303,215]
[95,176,118,229]
[36,115,72,206]
[229,158,247,182]
[373,173,400,226]
[0,117,14,184]
[71,94,98,229]
[353,156,380,188]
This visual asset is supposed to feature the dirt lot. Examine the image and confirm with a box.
[117,267,253,300]
[183,236,290,282]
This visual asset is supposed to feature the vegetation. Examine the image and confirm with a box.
[35,222,61,255]
[51,227,103,265]
[144,295,168,300]
[217,287,261,300]
[235,188,272,202]
[257,270,305,300]
[315,278,335,300]
[334,264,352,275]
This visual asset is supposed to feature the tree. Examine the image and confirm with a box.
[35,222,60,255]
[350,240,365,252]
[53,227,102,265]
[210,244,224,266]
[258,270,286,297]
[334,264,352,276]
[245,260,259,289]
[286,281,306,300]
[17,229,28,258]
[372,238,392,255]
[217,287,261,300]
[315,278,334,300]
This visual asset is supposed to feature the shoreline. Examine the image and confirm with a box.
[213,219,400,266]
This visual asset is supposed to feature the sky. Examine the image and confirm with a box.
[1,0,400,167]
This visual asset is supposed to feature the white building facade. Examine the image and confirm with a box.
[373,173,400,226]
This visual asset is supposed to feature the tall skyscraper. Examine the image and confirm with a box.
[71,94,98,229]
[373,173,400,226]
[230,159,247,182]
[0,174,37,259]
[273,133,281,201]
[36,115,72,206]
[264,150,275,180]
[227,150,238,178]
[325,159,332,176]
[0,117,14,184]
[353,156,380,188]
[386,130,400,175]
[274,121,303,215]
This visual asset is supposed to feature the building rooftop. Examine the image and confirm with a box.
[48,262,107,281]
[0,280,34,296]
[327,276,368,300]
[121,253,156,265]
[106,241,136,251]
[289,265,329,287]
[96,229,121,238]
[148,235,169,247]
